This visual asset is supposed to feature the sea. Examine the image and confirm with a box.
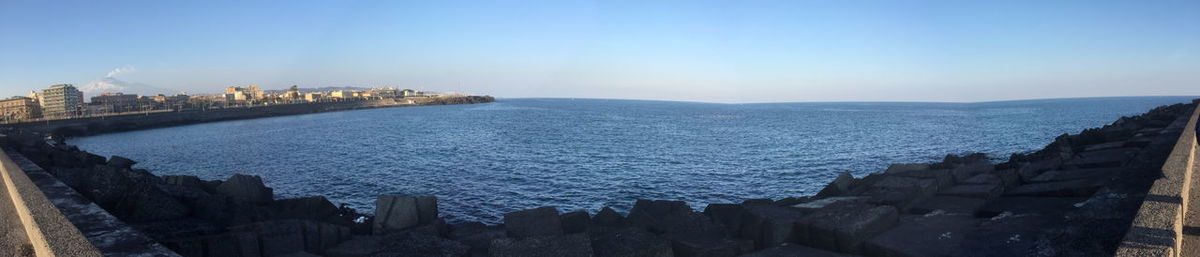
[68,96,1197,223]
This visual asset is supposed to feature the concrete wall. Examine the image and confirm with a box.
[0,134,103,257]
[0,134,178,256]
[1116,101,1200,256]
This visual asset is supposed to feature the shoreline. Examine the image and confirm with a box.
[1,95,495,137]
[0,98,1195,256]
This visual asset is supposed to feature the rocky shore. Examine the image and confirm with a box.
[0,99,1196,257]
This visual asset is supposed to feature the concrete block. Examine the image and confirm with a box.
[740,244,853,257]
[938,184,1002,199]
[908,195,987,215]
[801,203,899,254]
[1004,178,1107,197]
[504,206,564,238]
[590,227,673,257]
[489,233,593,257]
[864,214,980,257]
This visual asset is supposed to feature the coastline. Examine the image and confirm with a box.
[1,95,495,137]
[0,98,1195,256]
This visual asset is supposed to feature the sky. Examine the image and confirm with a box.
[1,0,1197,103]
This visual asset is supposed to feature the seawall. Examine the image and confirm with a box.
[2,95,495,137]
[0,98,1196,257]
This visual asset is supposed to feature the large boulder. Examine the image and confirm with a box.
[590,227,673,257]
[374,195,438,234]
[449,222,507,257]
[799,203,898,254]
[489,233,593,257]
[216,174,274,204]
[113,183,191,222]
[592,207,625,227]
[815,172,856,197]
[504,206,564,238]
[560,210,591,234]
[107,155,138,170]
[739,205,808,249]
[863,213,981,257]
[83,165,137,208]
[270,196,340,222]
[627,200,720,235]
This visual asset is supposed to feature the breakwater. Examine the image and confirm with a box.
[3,95,494,137]
[0,99,1196,257]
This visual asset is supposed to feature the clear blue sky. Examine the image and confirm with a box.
[1,0,1197,103]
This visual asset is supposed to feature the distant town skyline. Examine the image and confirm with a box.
[1,0,1198,103]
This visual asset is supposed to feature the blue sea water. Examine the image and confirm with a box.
[69,96,1196,223]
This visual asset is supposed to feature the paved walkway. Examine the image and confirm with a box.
[0,173,33,257]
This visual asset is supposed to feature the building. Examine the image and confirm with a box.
[224,85,264,102]
[91,93,141,113]
[331,90,360,99]
[0,96,41,122]
[39,84,83,118]
[283,85,302,101]
[371,87,399,98]
[400,89,420,97]
[304,92,325,102]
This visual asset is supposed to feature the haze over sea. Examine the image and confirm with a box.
[69,96,1195,223]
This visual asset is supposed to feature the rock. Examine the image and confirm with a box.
[663,234,746,257]
[561,210,591,234]
[951,164,994,183]
[871,176,938,197]
[703,203,746,236]
[1004,178,1108,197]
[740,205,808,249]
[891,169,955,190]
[216,174,274,204]
[908,195,987,215]
[790,197,864,212]
[234,221,306,257]
[815,172,856,197]
[938,184,1002,200]
[83,165,136,208]
[326,236,382,257]
[270,196,340,221]
[449,222,506,257]
[114,183,191,222]
[376,231,470,257]
[800,203,898,254]
[1062,148,1137,169]
[592,207,625,227]
[590,227,673,257]
[1029,167,1125,183]
[740,244,854,257]
[489,233,593,257]
[203,231,260,257]
[48,166,89,190]
[108,155,138,169]
[993,169,1021,190]
[956,214,1064,257]
[884,164,930,174]
[156,183,210,200]
[627,200,714,234]
[1017,158,1062,183]
[504,206,564,238]
[864,213,980,257]
[959,173,1001,185]
[164,175,203,187]
[374,195,439,234]
[977,197,1087,217]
